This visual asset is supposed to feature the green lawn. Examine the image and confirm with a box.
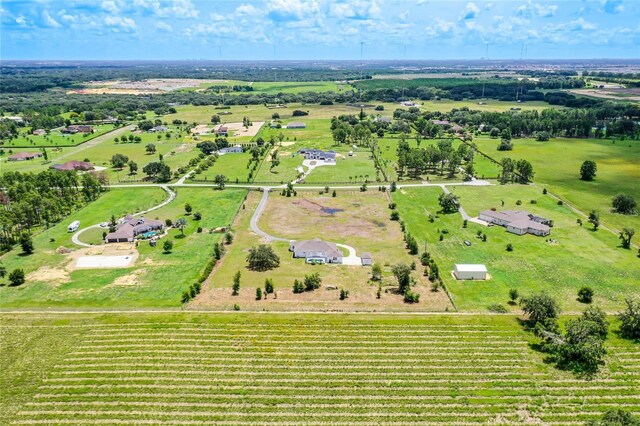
[0,187,247,308]
[1,124,118,147]
[195,152,254,183]
[2,312,639,425]
[472,135,640,231]
[393,185,640,312]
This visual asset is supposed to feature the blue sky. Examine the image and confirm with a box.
[1,0,639,60]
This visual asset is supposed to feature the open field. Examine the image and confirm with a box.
[193,190,451,311]
[0,124,118,148]
[195,151,254,183]
[249,81,351,94]
[472,135,640,230]
[0,188,246,309]
[393,185,640,312]
[2,312,639,425]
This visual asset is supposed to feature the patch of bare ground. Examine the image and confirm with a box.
[27,267,70,286]
[65,243,139,272]
[108,269,148,287]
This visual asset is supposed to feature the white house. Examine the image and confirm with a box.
[454,264,487,280]
[361,253,372,266]
[290,239,343,264]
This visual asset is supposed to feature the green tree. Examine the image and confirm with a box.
[145,143,156,154]
[293,279,304,294]
[19,232,34,255]
[163,240,173,253]
[552,315,608,374]
[521,292,560,329]
[232,271,241,295]
[8,268,25,286]
[303,272,322,292]
[264,278,274,294]
[184,203,192,214]
[586,409,640,426]
[371,263,383,281]
[224,232,233,245]
[391,263,412,294]
[110,153,129,169]
[0,262,6,279]
[170,218,185,237]
[438,192,459,214]
[509,289,519,304]
[612,194,637,215]
[256,287,263,300]
[618,298,640,340]
[588,210,600,230]
[246,245,280,271]
[580,160,597,181]
[578,286,594,304]
[619,228,635,249]
[215,174,227,190]
[128,160,138,175]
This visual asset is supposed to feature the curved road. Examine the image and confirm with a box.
[71,185,176,247]
[249,188,362,264]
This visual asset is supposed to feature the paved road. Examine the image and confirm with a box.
[71,185,176,247]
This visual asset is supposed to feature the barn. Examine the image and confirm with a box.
[454,264,488,280]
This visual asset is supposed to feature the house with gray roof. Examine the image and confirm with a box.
[298,149,336,163]
[479,209,552,236]
[105,215,164,243]
[290,239,343,264]
[287,122,306,129]
[219,145,243,154]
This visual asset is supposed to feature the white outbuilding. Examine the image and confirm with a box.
[454,264,487,280]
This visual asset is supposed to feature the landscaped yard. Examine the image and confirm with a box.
[393,184,640,312]
[192,190,451,311]
[1,124,118,147]
[472,135,640,231]
[0,187,247,308]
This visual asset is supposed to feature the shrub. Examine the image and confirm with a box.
[506,243,513,251]
[509,289,519,304]
[163,240,173,253]
[8,269,25,287]
[264,278,274,294]
[194,212,202,220]
[403,290,420,303]
[292,279,304,294]
[304,272,322,292]
[390,211,400,221]
[233,304,240,311]
[578,286,594,304]
[256,287,263,300]
[339,289,349,300]
[618,298,640,340]
[487,304,508,313]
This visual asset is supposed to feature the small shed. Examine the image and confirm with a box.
[454,264,487,280]
[361,253,372,266]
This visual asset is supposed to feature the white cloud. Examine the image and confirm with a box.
[15,15,27,26]
[236,4,260,16]
[602,0,624,14]
[268,0,320,21]
[133,0,199,19]
[398,10,409,22]
[154,21,172,31]
[330,0,380,20]
[416,0,428,4]
[425,18,457,38]
[516,1,558,18]
[104,15,137,32]
[210,13,225,21]
[460,2,480,20]
[42,10,61,28]
[101,1,119,14]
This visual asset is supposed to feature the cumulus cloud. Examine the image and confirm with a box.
[267,0,320,21]
[42,10,61,28]
[516,1,558,18]
[154,21,172,31]
[104,15,137,32]
[460,2,480,20]
[101,1,119,14]
[330,0,380,20]
[133,0,199,19]
[236,4,260,16]
[425,18,457,38]
[602,0,624,14]
[15,15,28,27]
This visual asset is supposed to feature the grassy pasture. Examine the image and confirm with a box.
[472,135,640,230]
[1,124,118,147]
[194,190,451,312]
[0,188,246,308]
[393,185,640,312]
[2,312,639,425]
[195,151,254,183]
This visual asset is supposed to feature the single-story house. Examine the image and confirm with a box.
[361,252,373,266]
[298,149,336,163]
[479,209,551,237]
[8,151,43,161]
[105,215,164,243]
[401,101,417,107]
[149,125,168,132]
[219,145,243,154]
[216,126,229,136]
[50,160,94,171]
[374,116,392,124]
[454,264,487,280]
[3,116,24,123]
[287,122,306,129]
[32,129,46,136]
[290,239,343,264]
[432,119,450,126]
[62,125,93,134]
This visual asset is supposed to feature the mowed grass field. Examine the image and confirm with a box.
[0,187,246,308]
[393,185,640,312]
[2,313,639,425]
[472,135,640,231]
[193,190,451,312]
[1,124,118,147]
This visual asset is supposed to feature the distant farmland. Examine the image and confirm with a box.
[2,313,639,425]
